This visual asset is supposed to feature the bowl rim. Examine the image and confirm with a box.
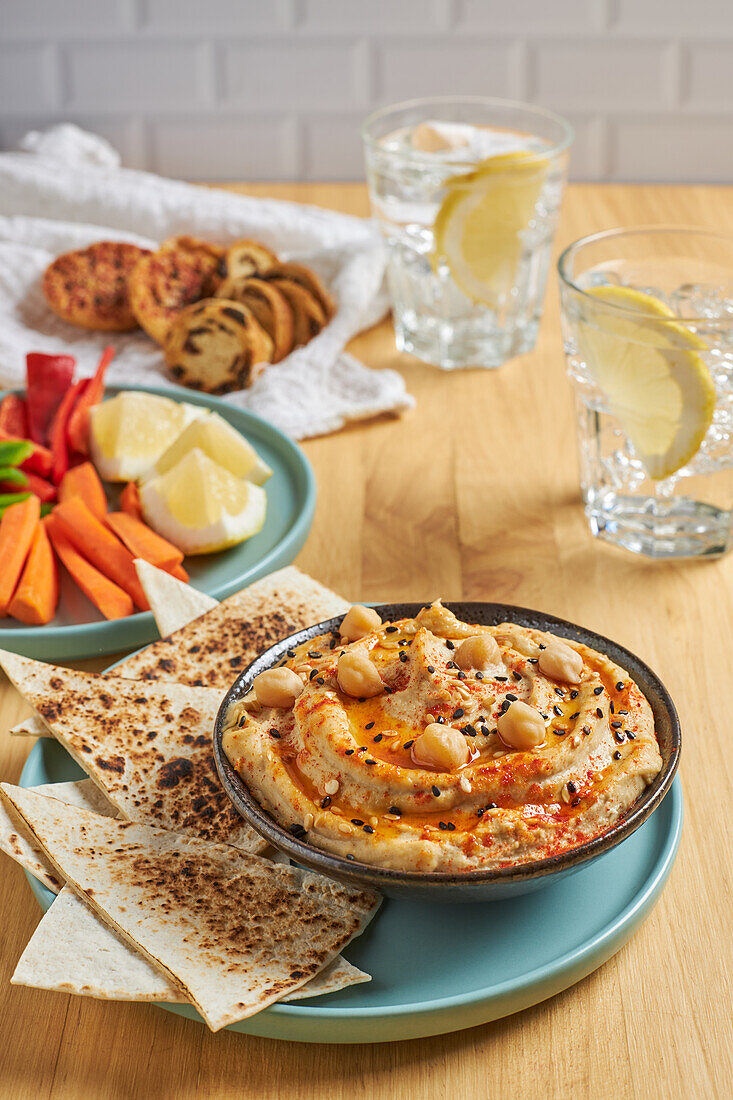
[213,601,680,890]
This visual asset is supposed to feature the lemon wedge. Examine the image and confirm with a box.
[140,449,266,555]
[151,412,272,486]
[576,285,716,479]
[89,391,204,482]
[433,151,549,306]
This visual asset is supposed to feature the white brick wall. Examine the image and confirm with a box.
[1,0,732,183]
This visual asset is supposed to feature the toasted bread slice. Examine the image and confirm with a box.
[128,236,224,344]
[224,240,278,282]
[42,242,151,332]
[260,261,335,321]
[268,278,327,347]
[215,277,294,363]
[164,298,273,394]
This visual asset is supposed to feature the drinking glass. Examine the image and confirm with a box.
[362,96,572,370]
[558,226,733,559]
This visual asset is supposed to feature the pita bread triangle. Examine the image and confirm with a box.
[0,649,265,853]
[120,565,349,689]
[134,559,218,637]
[1,785,379,1031]
[11,885,369,1005]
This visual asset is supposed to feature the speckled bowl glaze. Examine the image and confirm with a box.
[214,602,680,902]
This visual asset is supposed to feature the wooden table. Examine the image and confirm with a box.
[0,183,731,1100]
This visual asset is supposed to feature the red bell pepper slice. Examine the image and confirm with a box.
[26,353,76,446]
[0,394,29,438]
[0,471,56,503]
[49,380,87,485]
[66,346,115,457]
[0,430,52,478]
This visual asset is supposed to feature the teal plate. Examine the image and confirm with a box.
[19,738,682,1044]
[0,385,315,661]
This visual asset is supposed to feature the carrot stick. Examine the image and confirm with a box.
[58,461,107,520]
[166,562,189,583]
[105,511,184,571]
[120,481,143,521]
[8,520,59,624]
[0,495,41,616]
[51,498,149,611]
[45,513,133,621]
[67,346,115,456]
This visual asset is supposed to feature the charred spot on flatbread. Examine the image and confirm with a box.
[42,241,151,332]
[128,236,225,344]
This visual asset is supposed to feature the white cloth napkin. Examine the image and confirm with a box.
[0,125,413,439]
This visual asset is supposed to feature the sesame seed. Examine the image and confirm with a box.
[316,677,325,686]
[553,705,562,716]
[366,759,377,766]
[435,716,445,724]
[541,713,549,721]
[561,789,570,803]
[346,854,355,860]
[570,690,579,699]
[269,728,281,739]
[453,708,465,719]
[358,746,367,753]
[399,652,408,663]
[610,701,615,714]
[399,638,409,646]
[613,750,622,760]
[626,732,636,741]
[432,785,441,797]
[457,671,466,680]
[512,671,522,682]
[569,712,580,720]
[438,821,455,831]
[567,781,577,794]
[427,665,435,674]
[365,721,375,729]
[593,686,603,696]
[459,775,471,793]
[308,651,322,659]
[476,671,484,680]
[618,709,629,715]
[338,822,352,835]
[582,725,591,736]
[363,824,374,834]
[345,749,354,755]
[528,657,538,664]
[289,823,306,838]
[351,819,364,827]
[613,731,625,744]
[506,693,518,702]
[554,728,567,736]
[309,669,319,681]
[571,797,581,807]
[611,720,622,728]
[447,660,457,669]
[462,724,477,736]
[385,813,400,822]
[495,676,508,682]
[538,643,546,650]
[486,802,497,810]
[596,708,603,719]
[446,640,455,650]
[554,688,564,697]
[303,813,314,830]
[403,740,414,750]
[389,805,401,816]
[324,779,340,795]
[616,682,625,692]
[287,648,296,658]
[321,795,332,808]
[499,700,511,714]
[385,626,398,633]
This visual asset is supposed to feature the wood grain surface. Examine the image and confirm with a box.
[0,182,731,1100]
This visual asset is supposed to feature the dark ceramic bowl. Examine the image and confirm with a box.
[214,602,680,902]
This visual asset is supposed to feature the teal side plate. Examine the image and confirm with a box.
[20,738,682,1044]
[0,385,315,661]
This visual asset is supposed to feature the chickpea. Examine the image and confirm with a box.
[339,604,383,642]
[455,634,501,671]
[253,667,304,709]
[411,723,469,772]
[538,643,584,685]
[497,701,546,751]
[337,650,384,698]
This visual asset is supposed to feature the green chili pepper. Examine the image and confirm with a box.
[0,491,32,517]
[0,440,33,467]
[0,466,29,487]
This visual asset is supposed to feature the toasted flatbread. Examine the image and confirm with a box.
[134,559,218,638]
[0,651,264,852]
[260,261,335,321]
[10,715,48,737]
[215,277,294,363]
[119,565,349,689]
[0,780,116,892]
[42,242,151,332]
[1,785,379,1031]
[224,239,277,281]
[128,236,224,344]
[163,297,273,394]
[11,884,369,1004]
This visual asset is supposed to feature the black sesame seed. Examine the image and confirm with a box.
[309,669,319,681]
[528,658,538,664]
[399,638,409,646]
[438,821,455,831]
[553,705,562,716]
[389,806,401,816]
[427,666,435,674]
[476,671,484,680]
[593,686,604,696]
[626,732,636,741]
[457,671,467,680]
[269,729,281,739]
[567,781,577,794]
[289,824,306,838]
[596,708,603,719]
[453,708,465,719]
[329,638,337,649]
[619,709,629,715]
[363,824,374,834]
[554,687,564,697]
[610,701,615,714]
[287,649,296,658]
[571,797,581,807]
[373,734,383,743]
[365,721,375,729]
[366,759,377,765]
[321,796,332,808]
[351,819,364,826]
[486,802,497,810]
[499,700,511,714]
[346,854,355,861]
[538,643,546,650]
[435,716,445,724]
[613,731,625,744]
[569,712,580,720]
[358,697,366,703]
[345,749,354,755]
[308,651,322,659]
[403,740,414,749]
[506,693,518,702]
[570,690,579,699]
[554,728,567,736]
[611,720,622,729]
[358,746,367,753]
[385,626,398,633]
[540,713,549,721]
[447,660,457,669]
[616,682,625,692]
[495,675,508,682]
[476,807,485,817]
[462,724,477,737]
[399,652,408,663]
[431,785,441,797]
[316,677,325,686]
[582,725,591,736]
[613,750,622,760]
[512,671,522,682]
[238,715,247,727]
[446,640,455,650]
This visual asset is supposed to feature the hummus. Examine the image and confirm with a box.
[222,602,662,873]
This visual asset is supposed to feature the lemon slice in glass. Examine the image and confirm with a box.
[151,412,272,486]
[89,391,204,482]
[140,448,267,555]
[576,285,716,479]
[433,151,549,306]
